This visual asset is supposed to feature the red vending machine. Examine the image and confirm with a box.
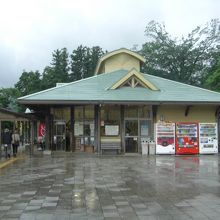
[176,122,199,154]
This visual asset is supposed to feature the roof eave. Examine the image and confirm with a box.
[18,100,220,106]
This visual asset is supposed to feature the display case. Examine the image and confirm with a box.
[156,122,175,154]
[199,123,218,154]
[176,122,199,154]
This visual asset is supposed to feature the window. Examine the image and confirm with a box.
[101,105,120,136]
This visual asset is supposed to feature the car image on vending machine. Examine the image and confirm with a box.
[199,123,218,154]
[176,122,199,154]
[156,122,175,154]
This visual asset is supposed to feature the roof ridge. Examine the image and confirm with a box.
[144,73,220,96]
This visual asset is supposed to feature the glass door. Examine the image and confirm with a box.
[54,121,66,151]
[125,120,138,153]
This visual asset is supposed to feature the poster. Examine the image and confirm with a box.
[38,122,45,137]
[141,124,148,136]
[74,123,83,136]
[90,124,94,136]
[105,125,119,136]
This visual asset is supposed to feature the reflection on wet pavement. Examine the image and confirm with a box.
[0,154,220,219]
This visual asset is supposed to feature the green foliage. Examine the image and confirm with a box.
[41,48,69,89]
[90,46,106,74]
[205,59,220,91]
[70,45,87,81]
[15,70,41,96]
[0,87,21,111]
[70,45,105,81]
[141,19,220,86]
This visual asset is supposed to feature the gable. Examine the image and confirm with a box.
[109,69,159,91]
[95,48,146,75]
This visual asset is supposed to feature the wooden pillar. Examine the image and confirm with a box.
[0,121,2,158]
[45,113,51,150]
[30,120,35,156]
[25,121,28,144]
[21,121,23,145]
[151,105,155,140]
[120,105,125,154]
[95,105,101,154]
[70,106,75,152]
[28,121,31,143]
[50,114,54,151]
[98,105,101,154]
[94,105,98,153]
[0,121,1,147]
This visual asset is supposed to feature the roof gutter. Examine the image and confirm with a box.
[18,100,220,106]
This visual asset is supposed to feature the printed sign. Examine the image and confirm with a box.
[105,125,119,136]
[74,123,83,136]
[38,122,45,137]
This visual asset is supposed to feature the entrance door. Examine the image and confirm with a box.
[125,119,151,153]
[125,120,138,153]
[54,121,66,151]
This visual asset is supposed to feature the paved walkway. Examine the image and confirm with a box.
[0,153,220,220]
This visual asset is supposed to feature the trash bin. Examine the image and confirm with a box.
[141,138,149,155]
[149,140,156,155]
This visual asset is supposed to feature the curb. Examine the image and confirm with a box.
[0,155,25,169]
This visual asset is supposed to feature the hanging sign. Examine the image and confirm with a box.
[105,125,119,136]
[38,122,45,137]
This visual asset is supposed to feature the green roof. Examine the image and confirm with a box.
[18,69,220,105]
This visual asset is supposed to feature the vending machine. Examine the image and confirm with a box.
[199,123,218,154]
[156,122,175,154]
[176,122,199,154]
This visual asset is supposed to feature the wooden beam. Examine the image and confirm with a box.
[152,105,158,121]
[185,105,192,116]
[215,106,220,117]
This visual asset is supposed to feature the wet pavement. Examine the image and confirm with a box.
[0,153,220,220]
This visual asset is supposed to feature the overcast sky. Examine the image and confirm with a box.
[0,0,219,88]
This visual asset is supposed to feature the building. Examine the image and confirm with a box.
[18,48,220,154]
[0,108,32,157]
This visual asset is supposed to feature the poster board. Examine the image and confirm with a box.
[105,125,119,136]
[141,124,148,136]
[74,123,83,136]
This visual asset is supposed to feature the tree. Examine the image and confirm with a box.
[52,48,69,83]
[0,87,21,111]
[70,45,87,81]
[15,70,42,96]
[41,48,69,89]
[141,19,220,86]
[205,58,220,91]
[70,45,105,81]
[89,46,105,74]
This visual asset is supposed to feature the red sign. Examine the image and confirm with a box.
[38,122,45,137]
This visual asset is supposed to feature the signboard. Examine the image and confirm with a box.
[90,124,94,136]
[141,124,148,136]
[74,123,83,136]
[38,122,45,137]
[105,125,119,136]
